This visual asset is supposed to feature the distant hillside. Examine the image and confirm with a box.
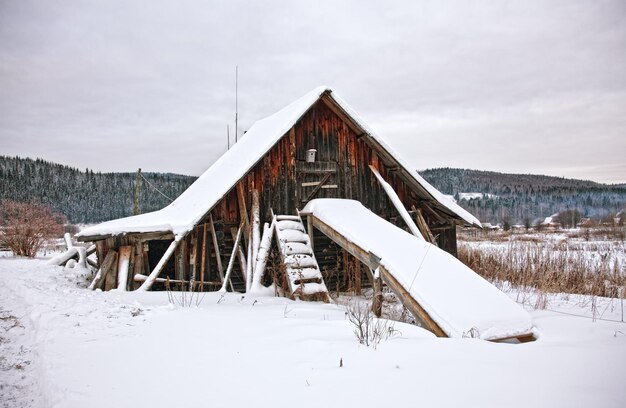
[2,157,624,226]
[0,156,196,224]
[419,168,626,224]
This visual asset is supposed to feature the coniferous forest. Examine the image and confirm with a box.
[419,167,626,224]
[1,156,624,225]
[0,156,196,224]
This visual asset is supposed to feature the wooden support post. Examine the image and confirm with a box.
[138,240,178,291]
[369,252,383,317]
[142,243,150,276]
[372,272,383,318]
[209,214,225,283]
[175,239,187,290]
[95,241,106,268]
[132,242,144,290]
[116,246,133,291]
[200,223,207,290]
[411,205,437,245]
[236,182,250,246]
[104,252,119,291]
[307,215,314,252]
[230,227,247,283]
[250,189,261,292]
[189,228,197,291]
[88,250,118,290]
[220,222,244,292]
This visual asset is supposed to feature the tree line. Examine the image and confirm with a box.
[419,167,626,225]
[0,156,196,224]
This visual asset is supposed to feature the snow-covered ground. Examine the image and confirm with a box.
[1,256,625,408]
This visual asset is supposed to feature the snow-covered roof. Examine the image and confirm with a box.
[77,86,480,240]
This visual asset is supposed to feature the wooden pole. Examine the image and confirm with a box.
[189,229,197,291]
[133,168,142,215]
[411,205,437,245]
[200,223,207,289]
[230,227,247,283]
[220,222,244,292]
[236,182,250,247]
[88,250,118,290]
[133,242,144,290]
[250,189,260,291]
[209,214,225,282]
[116,246,133,291]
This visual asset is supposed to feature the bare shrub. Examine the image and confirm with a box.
[458,240,625,300]
[165,277,205,307]
[345,300,399,348]
[0,200,65,257]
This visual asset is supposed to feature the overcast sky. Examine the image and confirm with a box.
[1,0,624,183]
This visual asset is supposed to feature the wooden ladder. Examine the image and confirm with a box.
[274,214,329,302]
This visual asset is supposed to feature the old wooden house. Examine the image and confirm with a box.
[75,86,521,338]
[77,86,480,293]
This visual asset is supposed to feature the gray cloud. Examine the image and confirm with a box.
[1,0,624,182]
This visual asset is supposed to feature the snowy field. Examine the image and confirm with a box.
[1,255,625,408]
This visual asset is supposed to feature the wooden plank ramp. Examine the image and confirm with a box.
[302,199,534,343]
[274,214,330,302]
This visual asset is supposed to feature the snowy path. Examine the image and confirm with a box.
[1,257,625,408]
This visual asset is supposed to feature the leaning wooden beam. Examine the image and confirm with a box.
[249,189,261,291]
[220,223,244,292]
[88,250,118,290]
[209,214,225,282]
[369,165,423,239]
[134,274,221,286]
[304,172,332,202]
[251,219,276,292]
[116,246,133,291]
[246,234,253,291]
[86,244,97,256]
[236,182,250,246]
[411,205,437,245]
[47,247,78,266]
[137,240,179,291]
[379,265,447,337]
[230,227,247,283]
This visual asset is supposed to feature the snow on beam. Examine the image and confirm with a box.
[369,165,424,240]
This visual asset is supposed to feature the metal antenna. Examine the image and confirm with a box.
[235,65,239,143]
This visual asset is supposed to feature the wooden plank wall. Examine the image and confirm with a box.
[204,100,457,254]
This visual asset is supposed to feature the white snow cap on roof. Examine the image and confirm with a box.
[77,86,480,240]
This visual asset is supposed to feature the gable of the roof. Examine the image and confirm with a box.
[77,86,480,241]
